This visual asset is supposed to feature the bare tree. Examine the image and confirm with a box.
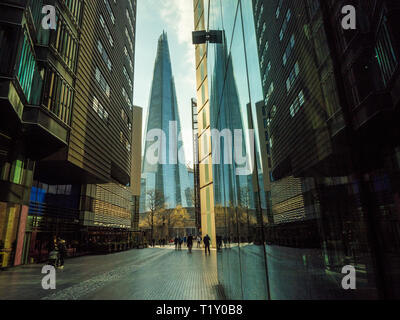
[239,187,251,242]
[146,189,166,242]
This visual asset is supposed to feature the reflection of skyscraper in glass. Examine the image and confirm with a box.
[140,32,191,213]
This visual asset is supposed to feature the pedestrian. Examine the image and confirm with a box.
[217,235,222,251]
[197,236,201,248]
[178,237,183,251]
[174,237,178,250]
[203,234,211,255]
[57,238,67,269]
[187,234,193,254]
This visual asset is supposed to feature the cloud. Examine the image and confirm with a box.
[158,0,195,67]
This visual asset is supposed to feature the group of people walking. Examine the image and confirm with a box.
[174,234,211,255]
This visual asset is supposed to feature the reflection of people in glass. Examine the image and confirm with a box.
[216,235,222,251]
[203,234,211,255]
[187,235,193,254]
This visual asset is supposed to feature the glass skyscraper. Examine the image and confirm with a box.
[140,32,192,213]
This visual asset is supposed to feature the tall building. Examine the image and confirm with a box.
[252,0,400,299]
[0,0,140,267]
[0,0,83,268]
[140,32,191,213]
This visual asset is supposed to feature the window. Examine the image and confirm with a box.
[120,132,131,152]
[95,67,111,97]
[125,27,134,53]
[262,62,272,87]
[121,109,131,130]
[17,31,36,102]
[124,46,134,73]
[54,16,79,72]
[103,0,115,24]
[283,34,295,66]
[92,96,109,122]
[45,67,74,125]
[122,87,132,109]
[279,8,292,41]
[289,90,305,117]
[264,82,274,106]
[286,61,300,92]
[375,15,398,85]
[123,66,133,92]
[97,40,112,71]
[99,14,113,47]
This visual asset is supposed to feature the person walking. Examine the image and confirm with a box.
[178,237,183,251]
[174,237,178,250]
[197,236,201,248]
[57,238,67,269]
[187,234,193,254]
[203,234,211,255]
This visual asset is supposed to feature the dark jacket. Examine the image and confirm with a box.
[203,235,211,245]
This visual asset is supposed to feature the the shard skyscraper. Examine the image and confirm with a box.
[140,32,191,213]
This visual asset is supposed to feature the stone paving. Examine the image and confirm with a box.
[0,246,225,300]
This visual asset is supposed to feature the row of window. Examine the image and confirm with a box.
[97,40,112,71]
[17,31,36,103]
[44,66,74,125]
[63,0,83,24]
[53,16,79,72]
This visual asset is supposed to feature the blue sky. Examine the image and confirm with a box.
[133,0,196,166]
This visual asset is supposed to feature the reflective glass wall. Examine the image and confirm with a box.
[194,0,400,300]
[195,0,270,300]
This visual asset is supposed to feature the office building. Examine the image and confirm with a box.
[0,0,140,267]
[252,0,400,299]
[140,32,191,213]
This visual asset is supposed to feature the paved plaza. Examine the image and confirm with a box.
[0,247,225,300]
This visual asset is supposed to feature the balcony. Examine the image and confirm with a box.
[326,110,347,139]
[352,91,393,131]
[22,104,70,160]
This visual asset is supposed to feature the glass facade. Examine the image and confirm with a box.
[140,33,192,213]
[195,0,400,300]
[194,0,269,299]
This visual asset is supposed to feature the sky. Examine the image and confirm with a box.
[133,0,196,167]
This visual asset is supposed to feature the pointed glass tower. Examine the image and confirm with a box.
[140,32,191,213]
